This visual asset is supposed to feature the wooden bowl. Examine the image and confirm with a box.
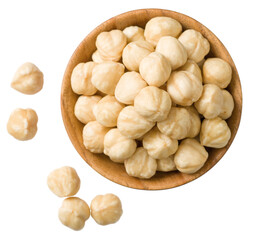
[61,9,242,190]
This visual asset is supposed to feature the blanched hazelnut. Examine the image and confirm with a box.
[144,16,182,46]
[134,86,171,122]
[186,106,201,138]
[117,106,155,139]
[93,95,124,127]
[156,36,187,70]
[200,117,231,148]
[178,60,202,81]
[157,107,191,140]
[58,197,90,231]
[139,52,172,87]
[11,62,43,94]
[167,71,203,106]
[124,147,157,179]
[47,166,80,197]
[71,62,97,95]
[203,58,232,88]
[92,50,105,63]
[91,61,125,95]
[194,84,223,119]
[178,29,210,63]
[157,156,177,172]
[115,71,147,105]
[7,108,38,141]
[96,30,127,61]
[82,121,110,153]
[219,90,234,119]
[74,95,101,124]
[122,40,154,71]
[174,138,208,174]
[104,128,137,163]
[123,26,145,42]
[143,127,178,159]
[90,193,122,225]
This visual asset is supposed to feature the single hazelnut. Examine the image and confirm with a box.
[123,26,145,42]
[219,90,234,119]
[185,106,201,138]
[177,59,202,81]
[92,50,105,63]
[157,155,177,172]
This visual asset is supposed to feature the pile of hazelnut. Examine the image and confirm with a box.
[71,16,234,179]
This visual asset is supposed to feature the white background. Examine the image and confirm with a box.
[0,0,256,239]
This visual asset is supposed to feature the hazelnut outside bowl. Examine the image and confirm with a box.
[61,9,242,190]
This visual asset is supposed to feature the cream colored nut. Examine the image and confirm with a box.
[178,60,202,81]
[139,52,172,87]
[93,95,124,127]
[96,30,127,61]
[156,36,187,70]
[134,86,171,122]
[59,197,90,231]
[74,95,101,124]
[167,71,203,106]
[143,127,178,159]
[203,58,232,88]
[185,106,201,138]
[117,106,154,139]
[200,117,231,148]
[157,155,177,172]
[47,166,80,197]
[71,62,97,95]
[123,26,145,43]
[7,108,38,141]
[124,147,157,179]
[115,71,147,105]
[104,128,137,163]
[157,107,191,140]
[194,84,223,119]
[219,90,234,119]
[91,61,125,95]
[92,50,105,63]
[122,40,154,71]
[82,121,110,153]
[174,138,208,174]
[91,193,122,225]
[11,62,43,94]
[144,16,182,46]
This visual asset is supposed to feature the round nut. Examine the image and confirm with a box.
[203,58,232,88]
[7,108,38,141]
[90,193,122,225]
[177,59,202,81]
[157,155,177,172]
[185,106,201,138]
[200,117,231,148]
[11,62,43,94]
[123,26,145,43]
[144,16,182,46]
[139,52,172,87]
[156,36,187,70]
[174,138,208,174]
[58,197,90,231]
[124,147,157,179]
[219,90,234,119]
[115,71,147,105]
[92,50,105,63]
[47,166,80,197]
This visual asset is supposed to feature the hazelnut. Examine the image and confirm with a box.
[47,166,80,197]
[74,95,101,124]
[58,197,90,231]
[91,61,125,95]
[143,127,178,159]
[219,90,234,119]
[157,156,177,172]
[167,71,203,106]
[123,26,145,42]
[200,117,231,148]
[104,128,137,163]
[115,71,147,105]
[93,95,124,127]
[92,50,105,63]
[7,108,38,141]
[177,59,202,81]
[144,16,182,46]
[194,84,223,119]
[174,138,208,174]
[71,62,97,95]
[82,121,110,153]
[203,58,232,88]
[90,193,122,225]
[124,147,157,179]
[156,36,187,70]
[122,40,154,71]
[134,86,172,122]
[139,52,172,87]
[185,106,201,138]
